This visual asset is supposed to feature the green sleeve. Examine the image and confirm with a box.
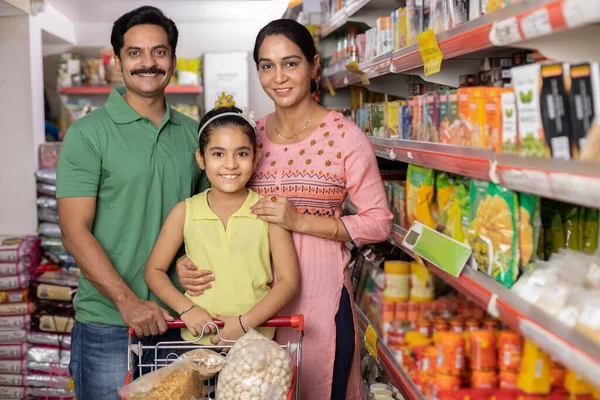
[56,126,102,198]
[195,171,210,194]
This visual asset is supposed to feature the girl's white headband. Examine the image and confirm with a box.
[197,110,256,141]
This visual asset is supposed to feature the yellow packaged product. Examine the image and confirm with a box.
[468,87,486,147]
[383,261,410,302]
[406,165,436,228]
[410,261,434,303]
[445,177,469,244]
[517,339,552,394]
[436,172,455,233]
[384,101,401,138]
[564,370,592,395]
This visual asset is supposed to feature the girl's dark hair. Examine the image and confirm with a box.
[198,106,257,156]
[253,19,318,93]
[111,6,178,58]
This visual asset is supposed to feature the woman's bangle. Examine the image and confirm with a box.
[327,218,340,240]
[239,315,247,333]
[179,304,196,317]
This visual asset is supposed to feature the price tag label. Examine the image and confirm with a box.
[520,8,552,39]
[417,30,443,76]
[489,17,522,46]
[346,61,370,85]
[364,324,379,359]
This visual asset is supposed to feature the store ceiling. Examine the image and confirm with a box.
[46,0,288,23]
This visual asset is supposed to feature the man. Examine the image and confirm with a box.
[57,6,209,399]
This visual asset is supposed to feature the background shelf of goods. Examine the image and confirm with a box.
[0,143,80,399]
[350,239,600,400]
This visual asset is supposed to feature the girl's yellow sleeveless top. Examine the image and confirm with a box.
[181,189,275,343]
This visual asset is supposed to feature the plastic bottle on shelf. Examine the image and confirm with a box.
[383,261,410,302]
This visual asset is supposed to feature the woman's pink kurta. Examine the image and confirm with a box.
[248,111,392,399]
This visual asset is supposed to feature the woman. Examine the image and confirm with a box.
[177,19,392,399]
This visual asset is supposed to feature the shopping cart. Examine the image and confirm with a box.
[121,315,304,400]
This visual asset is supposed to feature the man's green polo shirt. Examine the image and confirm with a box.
[57,87,209,327]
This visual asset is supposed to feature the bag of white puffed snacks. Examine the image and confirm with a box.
[216,329,293,400]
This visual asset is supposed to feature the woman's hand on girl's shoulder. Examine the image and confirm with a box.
[250,195,302,232]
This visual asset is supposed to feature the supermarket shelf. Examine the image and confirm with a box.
[320,0,398,38]
[324,0,600,87]
[369,137,494,181]
[355,306,424,400]
[368,137,600,209]
[59,85,203,95]
[387,224,600,387]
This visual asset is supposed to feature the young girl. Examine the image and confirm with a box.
[145,94,300,345]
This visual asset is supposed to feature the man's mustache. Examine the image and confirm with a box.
[131,67,166,76]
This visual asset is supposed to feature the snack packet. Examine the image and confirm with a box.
[406,165,436,228]
[471,183,519,287]
[119,349,224,400]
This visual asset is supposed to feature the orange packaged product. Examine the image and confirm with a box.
[434,320,449,334]
[418,345,437,381]
[433,373,461,396]
[550,366,566,390]
[472,371,499,389]
[466,319,481,332]
[483,319,499,331]
[458,88,472,146]
[437,332,465,376]
[467,87,486,147]
[417,318,433,338]
[498,330,523,372]
[395,301,408,321]
[450,317,464,333]
[470,330,497,371]
[500,371,519,389]
[407,301,420,323]
[484,87,505,151]
[381,299,396,337]
[419,301,433,318]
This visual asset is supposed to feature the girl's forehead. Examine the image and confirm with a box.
[207,126,253,145]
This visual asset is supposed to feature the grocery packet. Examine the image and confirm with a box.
[406,165,436,229]
[470,182,519,288]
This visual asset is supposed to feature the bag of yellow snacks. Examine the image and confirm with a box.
[445,177,469,244]
[436,173,455,232]
[471,182,519,288]
[518,193,539,273]
[406,165,436,228]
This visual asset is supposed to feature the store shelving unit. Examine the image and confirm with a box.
[320,0,399,38]
[368,137,600,209]
[325,0,600,88]
[59,85,203,95]
[355,306,424,400]
[344,200,600,387]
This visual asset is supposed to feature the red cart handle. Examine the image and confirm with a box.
[167,315,304,331]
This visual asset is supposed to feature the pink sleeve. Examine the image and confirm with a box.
[339,124,393,247]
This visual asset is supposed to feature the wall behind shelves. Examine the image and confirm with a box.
[0,15,45,235]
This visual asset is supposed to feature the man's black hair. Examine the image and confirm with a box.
[111,6,178,58]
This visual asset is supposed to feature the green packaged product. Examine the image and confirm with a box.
[564,205,581,251]
[471,183,519,288]
[542,200,565,260]
[584,208,599,254]
[436,173,455,232]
